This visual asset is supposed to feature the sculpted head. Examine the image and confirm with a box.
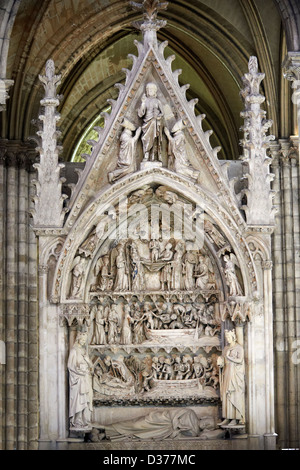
[225,329,236,344]
[76,331,88,346]
[146,82,158,97]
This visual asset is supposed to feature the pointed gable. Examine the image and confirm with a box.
[65,1,244,232]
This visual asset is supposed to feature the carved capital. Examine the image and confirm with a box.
[283,52,300,83]
[268,141,281,167]
[283,52,300,109]
[0,79,14,112]
[262,260,273,270]
[279,139,297,166]
[38,264,49,275]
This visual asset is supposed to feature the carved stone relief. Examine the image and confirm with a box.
[32,0,275,446]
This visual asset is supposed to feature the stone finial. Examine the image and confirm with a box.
[38,59,61,102]
[130,0,168,43]
[30,59,68,228]
[130,0,168,20]
[239,56,276,227]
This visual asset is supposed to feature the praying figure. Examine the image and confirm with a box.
[108,119,142,183]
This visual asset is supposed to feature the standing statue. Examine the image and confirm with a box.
[107,304,120,344]
[223,253,243,296]
[130,243,145,291]
[183,252,197,290]
[132,304,148,344]
[138,82,164,162]
[69,255,88,299]
[120,304,134,344]
[90,303,108,345]
[164,120,199,181]
[217,329,245,426]
[160,242,173,290]
[171,240,185,290]
[114,243,129,291]
[67,332,93,430]
[149,238,160,262]
[108,119,142,183]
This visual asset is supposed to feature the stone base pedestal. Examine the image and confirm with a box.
[140,161,163,170]
[264,433,278,450]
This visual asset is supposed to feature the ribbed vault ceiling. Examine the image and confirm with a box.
[1,0,298,161]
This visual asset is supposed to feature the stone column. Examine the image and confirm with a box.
[270,136,300,449]
[280,141,299,448]
[28,171,39,450]
[37,250,69,447]
[270,142,286,448]
[16,153,29,449]
[282,54,300,448]
[262,259,277,450]
[0,149,6,449]
[5,152,18,450]
[0,142,38,450]
[245,235,276,450]
[283,52,300,140]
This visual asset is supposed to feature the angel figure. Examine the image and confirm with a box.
[204,219,227,248]
[164,120,199,181]
[79,228,99,258]
[223,253,243,297]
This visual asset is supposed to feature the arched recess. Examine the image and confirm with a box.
[274,0,300,51]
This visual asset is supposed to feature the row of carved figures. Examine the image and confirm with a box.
[89,300,220,345]
[90,239,217,294]
[146,354,219,388]
[69,237,243,299]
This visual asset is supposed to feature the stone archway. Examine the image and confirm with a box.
[32,1,277,450]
